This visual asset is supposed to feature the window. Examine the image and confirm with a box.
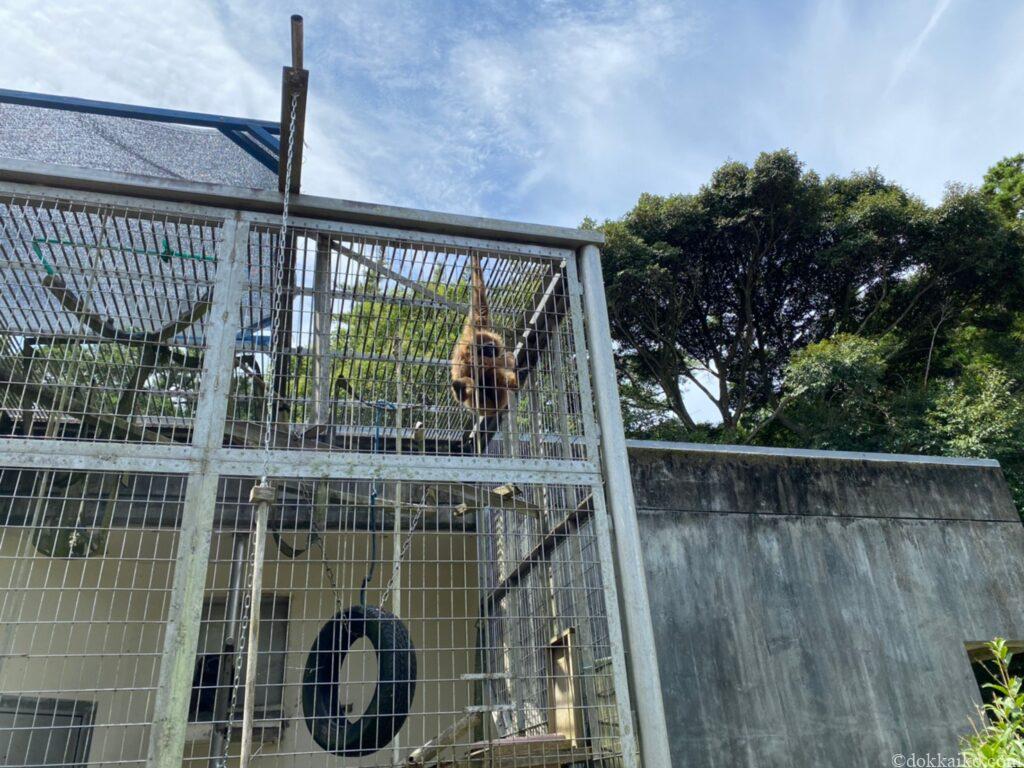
[189,596,289,724]
[0,696,96,767]
[547,628,585,745]
[966,641,1024,717]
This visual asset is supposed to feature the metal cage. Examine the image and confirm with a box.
[0,165,663,768]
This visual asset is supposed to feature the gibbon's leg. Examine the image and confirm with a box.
[450,328,472,404]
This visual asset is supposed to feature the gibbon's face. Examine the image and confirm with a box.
[474,330,513,371]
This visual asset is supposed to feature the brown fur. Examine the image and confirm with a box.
[450,254,518,415]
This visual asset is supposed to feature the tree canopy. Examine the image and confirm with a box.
[982,153,1024,224]
[601,149,1024,511]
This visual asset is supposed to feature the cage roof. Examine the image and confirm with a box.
[0,102,277,190]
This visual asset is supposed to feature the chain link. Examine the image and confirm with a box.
[379,504,424,609]
[218,539,254,767]
[262,90,301,480]
[313,533,345,610]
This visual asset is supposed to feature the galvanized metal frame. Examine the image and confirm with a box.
[0,440,599,486]
[148,215,249,768]
[0,159,604,248]
[0,165,670,768]
[579,245,672,768]
[562,252,642,768]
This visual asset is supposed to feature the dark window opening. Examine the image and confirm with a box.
[189,595,289,725]
[0,695,96,767]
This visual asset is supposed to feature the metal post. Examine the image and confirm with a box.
[240,483,274,767]
[146,218,250,768]
[312,233,332,426]
[577,244,672,768]
[290,15,304,70]
[208,534,248,766]
[563,255,641,768]
[391,335,404,766]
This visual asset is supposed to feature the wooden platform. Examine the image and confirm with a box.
[459,735,591,767]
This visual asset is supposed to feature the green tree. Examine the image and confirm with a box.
[775,333,894,451]
[604,150,1024,514]
[602,150,923,436]
[982,153,1024,224]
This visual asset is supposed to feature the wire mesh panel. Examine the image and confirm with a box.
[176,477,625,768]
[0,178,639,768]
[0,192,222,445]
[225,220,589,461]
[0,468,185,767]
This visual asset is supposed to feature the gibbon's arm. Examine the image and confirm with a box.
[470,253,489,328]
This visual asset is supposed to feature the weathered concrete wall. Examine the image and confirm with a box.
[627,441,1024,768]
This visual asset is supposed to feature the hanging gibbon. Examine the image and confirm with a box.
[450,254,518,415]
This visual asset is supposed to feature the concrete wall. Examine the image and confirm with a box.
[628,441,1024,768]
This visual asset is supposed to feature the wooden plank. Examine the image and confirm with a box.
[405,712,482,766]
[547,629,585,747]
[463,735,591,767]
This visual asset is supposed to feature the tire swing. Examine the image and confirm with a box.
[302,603,417,756]
[301,403,418,757]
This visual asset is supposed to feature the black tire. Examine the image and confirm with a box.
[301,605,417,756]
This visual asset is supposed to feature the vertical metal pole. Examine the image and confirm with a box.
[240,485,273,767]
[147,217,250,768]
[290,14,304,70]
[563,255,641,768]
[208,534,248,766]
[312,234,332,426]
[391,335,404,767]
[577,244,672,768]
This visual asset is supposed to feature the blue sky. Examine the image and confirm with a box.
[2,0,1023,230]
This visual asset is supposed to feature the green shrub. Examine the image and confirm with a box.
[962,638,1024,766]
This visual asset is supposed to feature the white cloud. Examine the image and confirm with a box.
[0,0,274,119]
[4,0,1023,225]
[0,0,374,201]
[884,0,954,95]
[436,1,698,221]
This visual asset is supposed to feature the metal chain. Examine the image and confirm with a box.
[218,90,300,764]
[379,504,424,609]
[313,531,345,610]
[219,540,254,767]
[261,90,300,481]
